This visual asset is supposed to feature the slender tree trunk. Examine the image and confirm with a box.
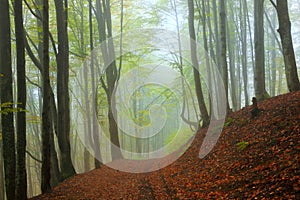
[254,0,269,101]
[49,128,60,187]
[0,0,16,199]
[26,155,33,198]
[270,11,277,97]
[226,2,237,111]
[0,143,5,200]
[212,0,220,69]
[89,0,102,167]
[14,0,27,198]
[275,0,300,91]
[236,39,242,109]
[41,0,52,193]
[241,0,249,106]
[197,0,212,116]
[105,0,123,160]
[219,0,230,110]
[205,0,216,62]
[54,0,76,179]
[243,0,255,74]
[188,0,209,128]
[34,0,61,185]
[95,0,123,160]
[83,61,92,171]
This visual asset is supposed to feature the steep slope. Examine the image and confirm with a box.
[32,91,300,199]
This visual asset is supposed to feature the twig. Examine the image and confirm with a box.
[26,150,42,163]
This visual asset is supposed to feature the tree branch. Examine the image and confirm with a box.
[26,76,41,89]
[49,32,58,57]
[26,150,42,163]
[25,34,42,72]
[269,0,277,10]
[24,0,42,20]
[264,11,283,53]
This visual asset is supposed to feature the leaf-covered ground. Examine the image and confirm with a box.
[32,91,300,199]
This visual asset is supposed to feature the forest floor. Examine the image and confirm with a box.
[31,91,300,199]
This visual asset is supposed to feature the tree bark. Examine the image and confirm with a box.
[0,0,16,199]
[188,0,209,128]
[95,0,123,160]
[241,0,249,106]
[254,0,269,101]
[14,0,28,198]
[89,0,102,167]
[0,144,5,200]
[219,0,230,110]
[41,0,52,193]
[54,0,76,179]
[275,0,300,91]
[226,2,237,111]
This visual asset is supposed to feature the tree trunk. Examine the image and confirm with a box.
[219,0,230,110]
[14,0,27,197]
[275,0,300,91]
[54,0,76,179]
[270,11,277,97]
[226,2,237,111]
[0,0,16,199]
[0,143,5,200]
[83,61,92,171]
[187,0,209,128]
[243,0,255,74]
[212,0,220,69]
[254,0,269,101]
[95,0,123,160]
[241,0,249,106]
[26,155,33,198]
[41,0,52,193]
[89,0,102,167]
[14,0,28,198]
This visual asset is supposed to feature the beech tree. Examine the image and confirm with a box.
[41,0,52,193]
[95,0,123,160]
[14,0,27,198]
[272,0,300,91]
[254,0,269,101]
[54,0,77,179]
[0,0,16,199]
[187,0,209,127]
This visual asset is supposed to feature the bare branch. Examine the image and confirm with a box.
[24,0,42,20]
[26,76,41,89]
[25,34,42,72]
[26,150,42,163]
[269,0,277,10]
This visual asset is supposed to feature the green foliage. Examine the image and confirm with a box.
[0,102,27,115]
[26,115,42,124]
[236,141,249,151]
[224,117,234,127]
[131,109,151,126]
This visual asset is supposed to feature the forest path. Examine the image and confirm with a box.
[31,91,300,199]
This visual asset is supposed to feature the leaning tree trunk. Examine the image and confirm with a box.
[275,0,300,91]
[187,0,209,128]
[0,0,16,199]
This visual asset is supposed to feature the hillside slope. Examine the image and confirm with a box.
[32,91,300,199]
